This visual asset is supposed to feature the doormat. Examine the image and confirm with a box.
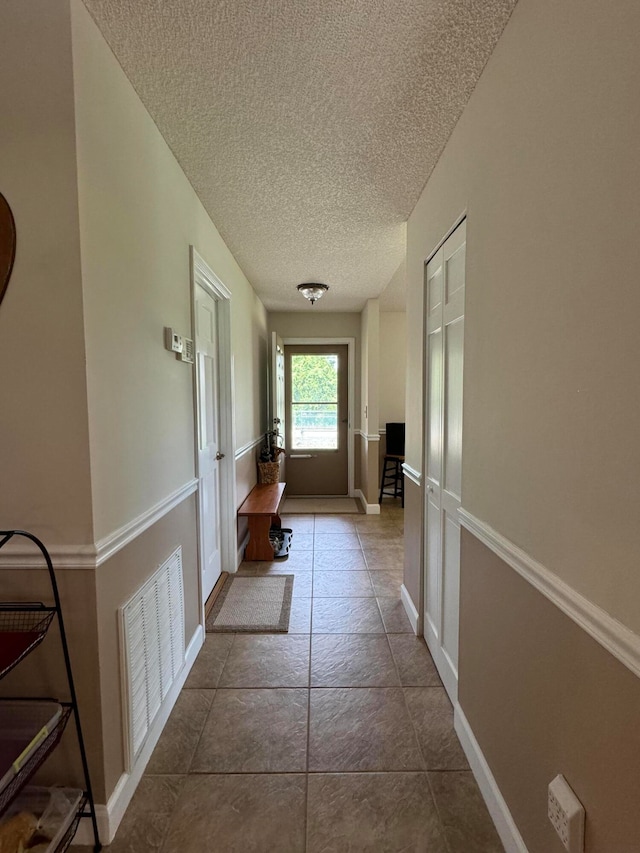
[282,498,360,514]
[206,575,294,633]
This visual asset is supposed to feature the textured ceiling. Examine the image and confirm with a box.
[82,0,517,312]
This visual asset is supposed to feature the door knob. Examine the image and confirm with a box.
[216,452,225,461]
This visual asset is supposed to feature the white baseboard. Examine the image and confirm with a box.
[354,489,381,515]
[74,625,204,846]
[400,583,420,634]
[454,704,528,853]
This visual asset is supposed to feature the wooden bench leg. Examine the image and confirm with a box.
[245,515,275,561]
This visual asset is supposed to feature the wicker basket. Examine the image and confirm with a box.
[258,461,280,484]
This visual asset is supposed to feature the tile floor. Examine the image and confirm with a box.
[80,503,503,852]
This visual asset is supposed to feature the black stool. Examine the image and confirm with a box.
[379,422,405,507]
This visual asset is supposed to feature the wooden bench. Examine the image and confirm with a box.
[238,482,286,560]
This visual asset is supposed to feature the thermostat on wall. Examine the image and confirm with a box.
[164,327,183,354]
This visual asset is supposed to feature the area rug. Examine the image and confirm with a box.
[206,575,294,633]
[282,497,360,514]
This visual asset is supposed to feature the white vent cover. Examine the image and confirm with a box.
[180,338,194,363]
[120,547,185,765]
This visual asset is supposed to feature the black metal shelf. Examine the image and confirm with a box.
[0,703,72,815]
[0,603,55,680]
[56,794,88,853]
[0,531,101,851]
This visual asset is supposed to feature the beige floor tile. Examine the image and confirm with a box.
[358,530,405,548]
[253,551,314,571]
[287,596,312,633]
[313,570,374,597]
[352,515,400,530]
[183,634,234,688]
[363,547,405,572]
[162,774,306,853]
[314,532,362,550]
[236,563,258,575]
[428,771,504,853]
[310,634,400,687]
[376,597,414,633]
[388,635,442,686]
[291,571,313,597]
[146,690,214,774]
[313,550,368,571]
[191,688,308,772]
[307,772,448,853]
[313,516,357,533]
[281,514,315,534]
[309,687,424,771]
[404,687,470,770]
[311,598,385,633]
[218,634,310,687]
[290,533,314,551]
[369,569,404,598]
[78,775,185,853]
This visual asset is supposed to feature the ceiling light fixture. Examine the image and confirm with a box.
[297,282,329,306]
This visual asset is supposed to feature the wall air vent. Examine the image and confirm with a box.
[180,337,194,363]
[120,547,185,765]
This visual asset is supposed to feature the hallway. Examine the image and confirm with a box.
[89,504,502,852]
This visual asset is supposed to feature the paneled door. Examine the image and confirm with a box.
[195,283,222,601]
[424,219,466,703]
[285,344,349,495]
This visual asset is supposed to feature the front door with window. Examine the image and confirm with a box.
[284,344,348,495]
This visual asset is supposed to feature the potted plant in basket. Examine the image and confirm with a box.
[258,430,285,483]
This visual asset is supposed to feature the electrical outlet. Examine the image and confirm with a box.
[548,775,585,853]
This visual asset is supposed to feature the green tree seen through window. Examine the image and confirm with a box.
[291,355,338,402]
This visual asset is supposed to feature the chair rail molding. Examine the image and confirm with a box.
[0,479,199,570]
[235,435,264,460]
[355,429,381,442]
[402,463,421,486]
[459,508,640,680]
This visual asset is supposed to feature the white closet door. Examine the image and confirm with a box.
[195,284,222,601]
[424,219,466,703]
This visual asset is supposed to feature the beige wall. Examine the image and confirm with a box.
[72,0,268,541]
[404,0,640,848]
[378,312,406,429]
[0,0,270,812]
[0,0,93,545]
[460,531,640,852]
[406,0,640,631]
[268,311,361,426]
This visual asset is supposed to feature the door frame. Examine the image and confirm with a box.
[283,337,355,497]
[191,247,237,623]
[421,214,466,703]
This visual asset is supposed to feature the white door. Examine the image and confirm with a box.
[271,332,285,466]
[424,219,466,703]
[195,284,222,601]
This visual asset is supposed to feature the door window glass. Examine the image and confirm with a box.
[291,354,338,449]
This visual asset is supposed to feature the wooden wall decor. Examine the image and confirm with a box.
[0,193,16,308]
